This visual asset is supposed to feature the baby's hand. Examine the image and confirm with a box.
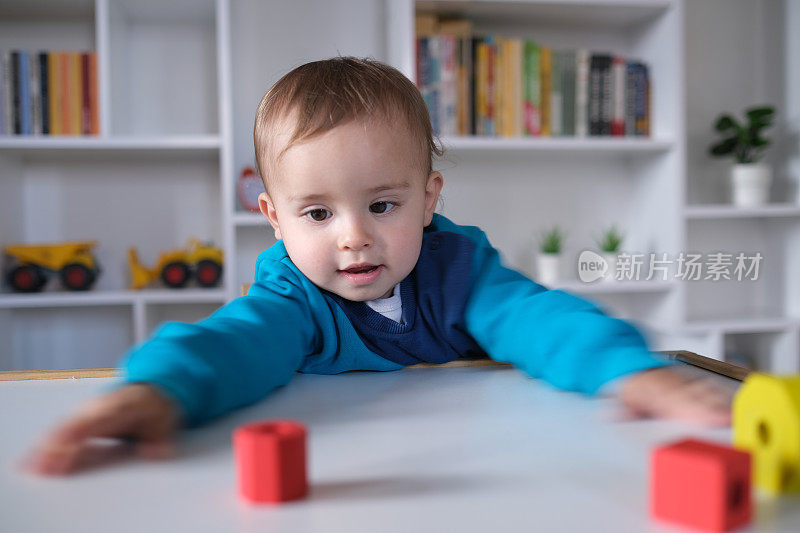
[25,383,180,476]
[618,366,734,427]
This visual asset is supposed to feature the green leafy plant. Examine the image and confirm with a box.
[539,226,564,255]
[596,225,624,253]
[708,105,775,164]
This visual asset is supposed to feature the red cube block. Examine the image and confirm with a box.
[651,438,751,531]
[234,420,308,503]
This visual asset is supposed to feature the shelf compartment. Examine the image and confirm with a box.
[0,0,95,52]
[0,305,132,371]
[105,0,218,136]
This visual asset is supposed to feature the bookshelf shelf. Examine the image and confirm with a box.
[0,135,222,156]
[440,136,673,153]
[0,289,228,309]
[556,279,676,295]
[232,211,266,227]
[685,203,800,220]
[683,316,798,334]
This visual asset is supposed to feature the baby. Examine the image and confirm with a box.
[28,57,733,476]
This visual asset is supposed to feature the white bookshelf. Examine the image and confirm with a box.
[1,0,797,375]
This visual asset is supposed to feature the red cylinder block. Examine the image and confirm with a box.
[234,420,308,503]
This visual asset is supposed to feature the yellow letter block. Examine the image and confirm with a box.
[733,373,800,495]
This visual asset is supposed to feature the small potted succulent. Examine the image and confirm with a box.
[536,226,564,286]
[708,105,775,207]
[596,225,624,281]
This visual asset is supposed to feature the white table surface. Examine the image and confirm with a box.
[2,366,798,533]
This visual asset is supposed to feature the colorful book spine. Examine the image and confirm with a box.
[494,36,506,137]
[0,51,8,135]
[89,52,99,134]
[510,38,523,137]
[610,55,626,136]
[523,41,541,136]
[625,60,637,136]
[457,36,473,136]
[550,50,563,137]
[39,52,50,135]
[561,50,576,137]
[68,52,82,135]
[485,35,496,136]
[540,46,552,137]
[81,53,91,134]
[475,41,487,135]
[48,52,62,135]
[59,51,70,135]
[417,37,441,135]
[575,49,590,137]
[470,37,480,135]
[438,34,458,136]
[19,51,31,135]
[588,54,607,136]
[30,52,42,135]
[634,62,650,136]
[599,54,613,136]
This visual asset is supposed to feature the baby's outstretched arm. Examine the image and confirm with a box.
[618,366,733,427]
[26,383,180,476]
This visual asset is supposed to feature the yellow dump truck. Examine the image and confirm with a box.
[4,241,100,292]
[128,238,223,290]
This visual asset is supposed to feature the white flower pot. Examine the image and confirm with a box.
[731,163,771,207]
[602,252,618,281]
[536,253,561,286]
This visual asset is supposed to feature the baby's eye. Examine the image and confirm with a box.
[370,201,396,214]
[305,208,331,222]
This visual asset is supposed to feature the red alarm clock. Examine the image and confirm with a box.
[237,166,265,212]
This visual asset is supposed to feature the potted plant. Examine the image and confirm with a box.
[708,105,775,207]
[596,225,624,281]
[536,226,564,286]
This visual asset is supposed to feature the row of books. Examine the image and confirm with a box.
[415,16,650,138]
[0,50,99,136]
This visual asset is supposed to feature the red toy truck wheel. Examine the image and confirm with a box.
[161,261,191,288]
[7,265,47,292]
[195,259,223,288]
[60,263,97,291]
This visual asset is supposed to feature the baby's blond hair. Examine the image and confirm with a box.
[253,57,442,190]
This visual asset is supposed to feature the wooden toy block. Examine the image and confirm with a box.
[234,420,308,503]
[733,373,800,495]
[651,438,751,531]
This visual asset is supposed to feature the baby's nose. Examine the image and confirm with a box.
[338,220,373,250]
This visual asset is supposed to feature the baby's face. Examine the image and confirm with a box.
[259,118,442,301]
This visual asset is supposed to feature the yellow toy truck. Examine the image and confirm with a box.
[4,241,101,292]
[128,238,223,290]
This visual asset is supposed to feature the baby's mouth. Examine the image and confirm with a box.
[340,264,380,274]
[337,263,384,285]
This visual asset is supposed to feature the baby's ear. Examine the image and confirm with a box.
[424,171,444,225]
[259,193,283,240]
